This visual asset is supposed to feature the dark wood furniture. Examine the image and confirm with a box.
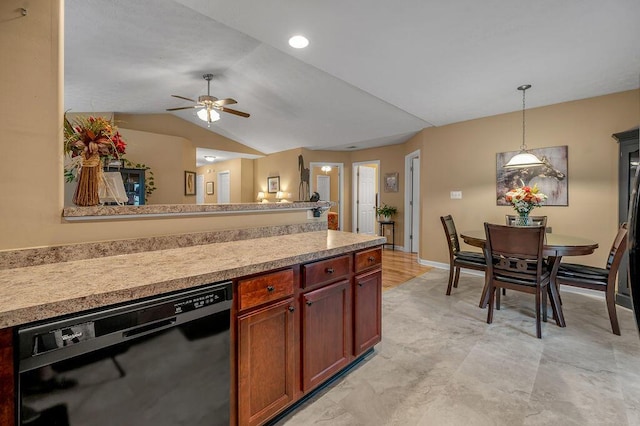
[460,230,599,319]
[234,247,382,426]
[505,215,547,226]
[440,215,486,296]
[613,128,638,309]
[104,166,146,205]
[556,223,628,335]
[484,223,563,338]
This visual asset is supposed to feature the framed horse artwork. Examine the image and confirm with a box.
[496,145,568,206]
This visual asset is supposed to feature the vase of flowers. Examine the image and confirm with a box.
[64,115,127,206]
[376,203,397,222]
[504,183,547,226]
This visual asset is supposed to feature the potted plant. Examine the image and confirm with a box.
[376,203,397,221]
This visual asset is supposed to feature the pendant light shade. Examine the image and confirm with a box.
[503,84,544,169]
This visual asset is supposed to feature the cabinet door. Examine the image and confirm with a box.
[238,298,296,426]
[301,280,351,392]
[353,270,382,356]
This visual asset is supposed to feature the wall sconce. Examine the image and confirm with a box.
[321,165,332,174]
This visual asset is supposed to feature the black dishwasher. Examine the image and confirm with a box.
[17,281,232,426]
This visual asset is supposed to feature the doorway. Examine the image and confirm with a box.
[310,162,344,230]
[404,150,420,253]
[217,171,230,203]
[196,174,205,205]
[352,161,379,235]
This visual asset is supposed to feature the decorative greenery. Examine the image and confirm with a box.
[505,183,547,215]
[376,203,397,218]
[122,158,157,203]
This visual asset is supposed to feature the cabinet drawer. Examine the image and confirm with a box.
[354,247,382,273]
[303,255,350,288]
[238,269,294,311]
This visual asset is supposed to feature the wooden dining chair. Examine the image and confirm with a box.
[440,215,486,296]
[556,222,628,335]
[505,215,548,226]
[484,223,563,338]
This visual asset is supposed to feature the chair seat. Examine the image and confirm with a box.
[557,263,608,285]
[456,251,486,264]
[495,271,550,287]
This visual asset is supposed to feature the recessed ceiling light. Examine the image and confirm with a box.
[204,155,216,162]
[288,35,309,49]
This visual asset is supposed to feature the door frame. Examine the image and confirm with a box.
[352,161,380,234]
[404,150,420,253]
[310,162,344,231]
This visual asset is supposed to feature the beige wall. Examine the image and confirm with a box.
[0,1,311,251]
[254,148,302,202]
[421,89,639,268]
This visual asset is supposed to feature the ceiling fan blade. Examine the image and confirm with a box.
[220,106,250,118]
[166,105,200,111]
[171,94,197,103]
[214,98,237,106]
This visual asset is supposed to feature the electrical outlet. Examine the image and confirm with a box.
[546,227,552,233]
[450,191,462,199]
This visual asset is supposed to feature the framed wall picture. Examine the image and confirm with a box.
[267,176,280,193]
[184,171,196,196]
[206,181,214,195]
[496,145,568,206]
[384,172,399,192]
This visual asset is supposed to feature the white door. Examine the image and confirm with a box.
[357,165,376,235]
[411,156,420,252]
[196,174,205,205]
[317,175,330,201]
[217,171,230,203]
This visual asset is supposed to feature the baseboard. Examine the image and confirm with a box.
[417,259,485,278]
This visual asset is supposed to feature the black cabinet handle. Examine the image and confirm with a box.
[325,268,334,274]
[306,300,313,306]
[358,282,364,287]
[267,285,275,292]
[288,306,295,312]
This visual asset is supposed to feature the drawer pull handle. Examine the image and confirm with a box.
[325,268,334,274]
[306,300,313,306]
[288,306,295,312]
[358,282,364,287]
[267,285,275,292]
[368,256,376,262]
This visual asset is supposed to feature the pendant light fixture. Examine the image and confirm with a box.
[503,84,544,169]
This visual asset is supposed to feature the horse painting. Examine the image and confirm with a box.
[496,146,568,206]
[298,154,310,201]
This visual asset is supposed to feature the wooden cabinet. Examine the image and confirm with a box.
[301,279,351,391]
[237,298,297,426]
[353,269,382,356]
[0,328,14,426]
[233,246,382,425]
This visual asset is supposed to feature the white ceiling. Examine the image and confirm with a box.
[65,0,640,155]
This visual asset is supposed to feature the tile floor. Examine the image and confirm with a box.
[275,269,640,426]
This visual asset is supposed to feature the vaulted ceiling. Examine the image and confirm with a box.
[65,0,640,155]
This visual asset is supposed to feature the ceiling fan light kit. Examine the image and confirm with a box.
[503,84,544,169]
[166,73,250,127]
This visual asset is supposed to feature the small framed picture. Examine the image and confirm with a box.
[384,172,399,192]
[267,176,280,193]
[185,171,196,195]
[206,181,214,195]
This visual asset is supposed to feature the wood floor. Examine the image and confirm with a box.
[381,248,432,291]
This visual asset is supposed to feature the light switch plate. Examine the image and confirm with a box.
[450,191,462,199]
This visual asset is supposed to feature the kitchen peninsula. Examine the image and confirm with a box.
[0,226,385,425]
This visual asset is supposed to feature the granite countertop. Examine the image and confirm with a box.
[0,231,385,329]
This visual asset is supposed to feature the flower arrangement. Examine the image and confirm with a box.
[505,183,547,215]
[64,114,126,164]
[64,114,127,206]
[376,203,397,219]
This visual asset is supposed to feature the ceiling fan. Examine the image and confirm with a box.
[166,74,250,126]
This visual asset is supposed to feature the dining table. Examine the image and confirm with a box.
[459,230,599,326]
